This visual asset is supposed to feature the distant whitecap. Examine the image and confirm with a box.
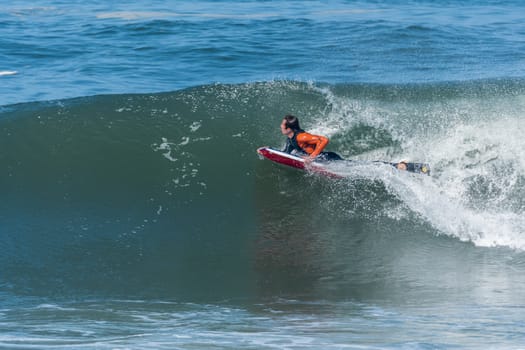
[0,71,18,76]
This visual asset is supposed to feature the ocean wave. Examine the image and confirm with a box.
[1,80,524,296]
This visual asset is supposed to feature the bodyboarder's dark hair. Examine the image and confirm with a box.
[283,114,301,131]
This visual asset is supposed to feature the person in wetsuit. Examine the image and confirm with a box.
[280,115,343,162]
[280,114,412,170]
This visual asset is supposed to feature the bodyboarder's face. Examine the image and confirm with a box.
[280,120,292,137]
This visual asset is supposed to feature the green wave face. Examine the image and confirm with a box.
[1,80,524,300]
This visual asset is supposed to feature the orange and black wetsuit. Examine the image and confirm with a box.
[283,129,342,161]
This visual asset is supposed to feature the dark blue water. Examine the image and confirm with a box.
[2,1,525,105]
[1,1,525,349]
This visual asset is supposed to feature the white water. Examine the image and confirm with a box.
[315,86,525,250]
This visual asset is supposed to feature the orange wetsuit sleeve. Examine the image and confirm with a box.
[296,132,329,158]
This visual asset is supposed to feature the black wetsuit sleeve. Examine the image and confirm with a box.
[282,139,293,153]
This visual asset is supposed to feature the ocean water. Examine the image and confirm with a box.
[1,1,525,349]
